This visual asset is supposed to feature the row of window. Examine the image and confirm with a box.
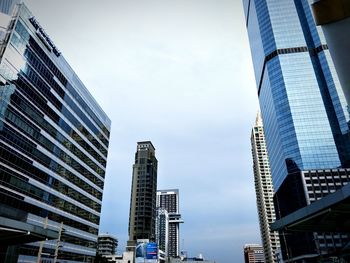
[1,187,98,234]
[0,160,100,212]
[10,89,106,169]
[0,169,99,224]
[24,47,109,147]
[15,20,110,138]
[0,122,104,191]
[0,139,102,200]
[19,64,108,157]
[5,108,105,185]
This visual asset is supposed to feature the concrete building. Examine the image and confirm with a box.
[251,113,280,263]
[0,2,111,263]
[244,244,265,263]
[97,234,118,256]
[157,189,184,258]
[156,208,169,256]
[243,0,350,261]
[128,141,158,247]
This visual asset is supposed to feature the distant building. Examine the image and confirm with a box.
[251,113,280,263]
[170,254,215,263]
[106,251,134,263]
[97,234,118,256]
[157,189,184,258]
[128,141,158,247]
[244,244,265,263]
[156,207,169,256]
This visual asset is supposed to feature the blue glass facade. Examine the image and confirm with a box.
[0,4,111,262]
[244,0,350,191]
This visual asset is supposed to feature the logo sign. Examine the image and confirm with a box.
[146,242,158,260]
[29,17,61,57]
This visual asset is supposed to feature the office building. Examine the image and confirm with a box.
[244,244,265,263]
[156,208,169,256]
[0,3,111,262]
[0,0,19,15]
[97,234,118,256]
[312,0,350,106]
[128,141,158,245]
[251,113,280,263]
[157,189,184,258]
[243,0,350,261]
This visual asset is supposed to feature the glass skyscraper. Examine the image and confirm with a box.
[243,0,350,192]
[0,3,111,262]
[244,0,350,261]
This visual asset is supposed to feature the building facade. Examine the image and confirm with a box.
[312,0,350,106]
[0,3,111,262]
[244,244,265,263]
[251,113,280,263]
[97,234,118,256]
[128,141,158,244]
[0,0,19,15]
[243,0,350,261]
[275,168,350,261]
[157,189,184,258]
[156,208,169,256]
[243,0,350,192]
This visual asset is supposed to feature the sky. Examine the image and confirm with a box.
[22,1,260,262]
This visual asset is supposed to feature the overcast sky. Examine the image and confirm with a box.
[22,1,260,262]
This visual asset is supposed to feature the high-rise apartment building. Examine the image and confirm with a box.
[243,0,350,261]
[0,3,111,262]
[251,113,280,263]
[128,141,158,244]
[157,189,184,258]
[244,244,265,263]
[156,208,169,256]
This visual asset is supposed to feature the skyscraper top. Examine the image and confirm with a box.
[255,112,263,127]
[137,141,156,151]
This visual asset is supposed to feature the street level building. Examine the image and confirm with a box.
[97,234,118,256]
[244,244,265,263]
[0,3,111,262]
[128,141,158,246]
[251,113,280,263]
[157,189,184,258]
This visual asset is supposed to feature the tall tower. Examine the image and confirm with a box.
[128,141,158,244]
[243,0,350,261]
[157,189,184,258]
[251,113,280,263]
[156,208,169,255]
[0,3,111,263]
